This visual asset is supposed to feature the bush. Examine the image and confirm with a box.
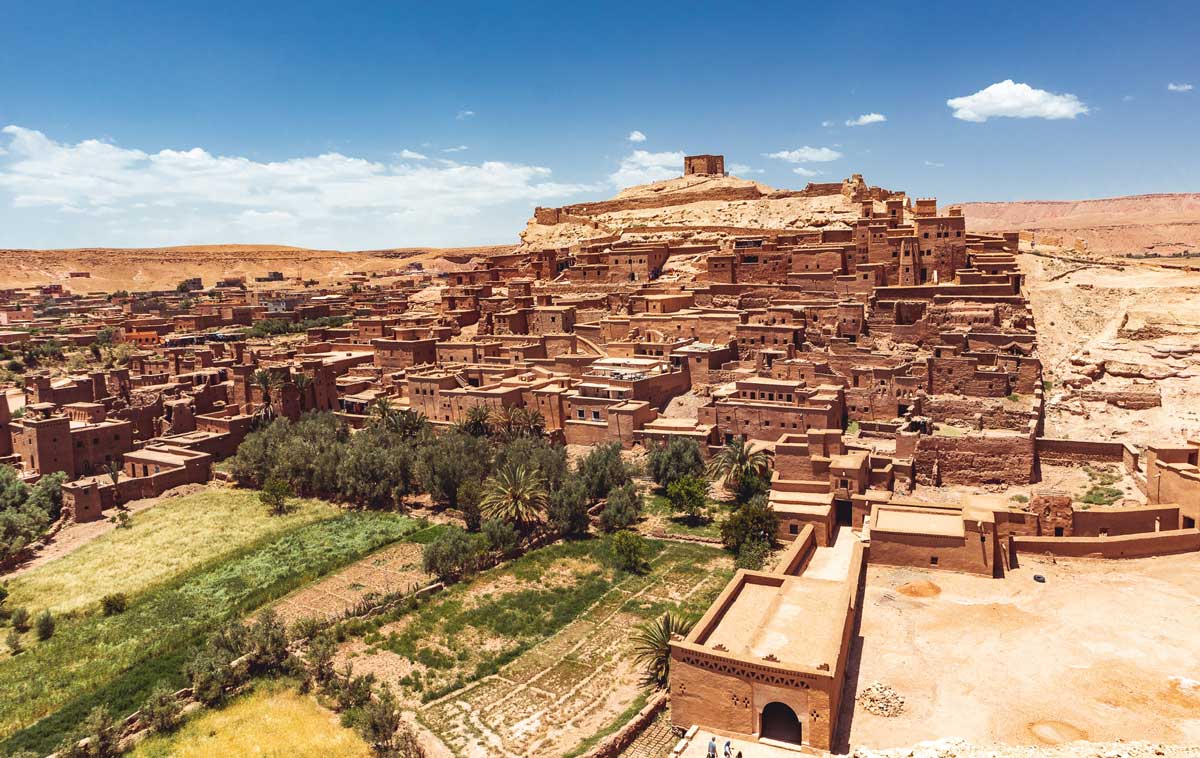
[546,478,589,538]
[185,649,242,706]
[141,684,182,733]
[735,538,772,571]
[721,496,778,554]
[246,609,290,673]
[34,610,54,641]
[305,633,337,688]
[421,527,483,582]
[733,470,769,505]
[646,438,704,488]
[57,706,119,758]
[576,442,634,502]
[335,664,376,711]
[100,593,128,616]
[260,478,294,516]
[598,482,643,532]
[6,628,21,655]
[665,475,708,520]
[10,606,30,632]
[337,429,418,509]
[604,531,651,574]
[416,432,491,512]
[481,518,520,557]
[359,685,403,754]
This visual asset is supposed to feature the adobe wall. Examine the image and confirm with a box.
[1013,529,1200,559]
[1035,437,1128,466]
[1072,504,1181,536]
[867,530,995,576]
[914,431,1036,485]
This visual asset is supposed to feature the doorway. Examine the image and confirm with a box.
[761,702,802,744]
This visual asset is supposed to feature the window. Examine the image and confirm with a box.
[591,411,601,421]
[789,524,799,535]
[930,556,939,566]
[577,409,585,419]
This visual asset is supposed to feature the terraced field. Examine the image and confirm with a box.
[332,539,733,758]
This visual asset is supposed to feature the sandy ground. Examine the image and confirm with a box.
[842,554,1200,749]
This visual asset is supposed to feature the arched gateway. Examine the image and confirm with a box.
[760,701,802,744]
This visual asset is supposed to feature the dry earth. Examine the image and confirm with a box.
[962,193,1200,256]
[0,243,511,292]
[1021,251,1200,444]
[843,555,1200,749]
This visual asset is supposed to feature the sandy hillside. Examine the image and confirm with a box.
[1,243,512,293]
[962,193,1200,256]
[519,172,867,249]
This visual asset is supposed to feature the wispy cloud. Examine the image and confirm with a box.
[396,149,428,160]
[609,149,683,187]
[627,130,647,143]
[793,167,821,177]
[1167,82,1193,92]
[820,120,835,128]
[845,112,886,127]
[456,109,476,120]
[924,160,945,168]
[442,145,469,153]
[0,125,594,248]
[946,80,1088,122]
[764,146,842,163]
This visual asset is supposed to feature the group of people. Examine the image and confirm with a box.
[707,735,742,758]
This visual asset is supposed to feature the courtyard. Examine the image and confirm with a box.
[843,553,1200,749]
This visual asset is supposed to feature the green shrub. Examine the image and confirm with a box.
[141,684,182,733]
[720,496,778,554]
[598,483,643,532]
[577,442,634,502]
[6,628,21,655]
[666,475,708,520]
[34,610,54,641]
[421,527,483,582]
[546,478,589,538]
[604,531,651,574]
[481,518,520,557]
[100,593,128,616]
[646,438,704,488]
[10,605,30,632]
[735,538,771,570]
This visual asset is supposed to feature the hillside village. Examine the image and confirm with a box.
[1,157,1199,757]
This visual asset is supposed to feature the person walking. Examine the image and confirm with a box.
[707,736,718,758]
[723,739,733,758]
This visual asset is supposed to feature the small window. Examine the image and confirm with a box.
[930,556,939,566]
[789,524,799,535]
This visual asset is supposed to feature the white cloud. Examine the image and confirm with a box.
[442,145,469,153]
[792,167,821,177]
[728,163,762,175]
[946,80,1088,122]
[764,146,842,163]
[924,160,945,168]
[1167,82,1193,92]
[396,149,428,160]
[456,109,476,120]
[0,125,595,248]
[627,130,647,143]
[821,120,835,128]
[1122,95,1135,102]
[609,150,683,187]
[845,112,886,127]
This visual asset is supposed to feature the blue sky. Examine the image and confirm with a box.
[0,0,1196,249]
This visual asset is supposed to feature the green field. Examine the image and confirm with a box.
[131,680,371,758]
[6,489,342,615]
[0,509,420,755]
[646,492,733,540]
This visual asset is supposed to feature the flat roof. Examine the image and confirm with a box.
[873,506,964,537]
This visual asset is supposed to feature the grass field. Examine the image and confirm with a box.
[6,489,342,615]
[131,680,371,758]
[334,538,733,756]
[0,511,421,755]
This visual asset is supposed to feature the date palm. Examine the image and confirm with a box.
[706,437,768,491]
[632,612,695,688]
[480,462,547,529]
[251,369,281,424]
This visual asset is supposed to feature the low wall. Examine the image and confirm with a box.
[579,692,668,758]
[1035,437,1129,466]
[1013,528,1200,559]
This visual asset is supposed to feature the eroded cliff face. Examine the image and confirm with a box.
[1023,252,1200,445]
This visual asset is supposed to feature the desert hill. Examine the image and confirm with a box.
[0,243,512,293]
[961,192,1200,256]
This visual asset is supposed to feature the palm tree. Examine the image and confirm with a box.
[370,395,398,428]
[632,612,695,688]
[462,405,492,437]
[706,437,769,491]
[293,374,313,411]
[480,463,548,529]
[104,461,124,510]
[251,369,280,424]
